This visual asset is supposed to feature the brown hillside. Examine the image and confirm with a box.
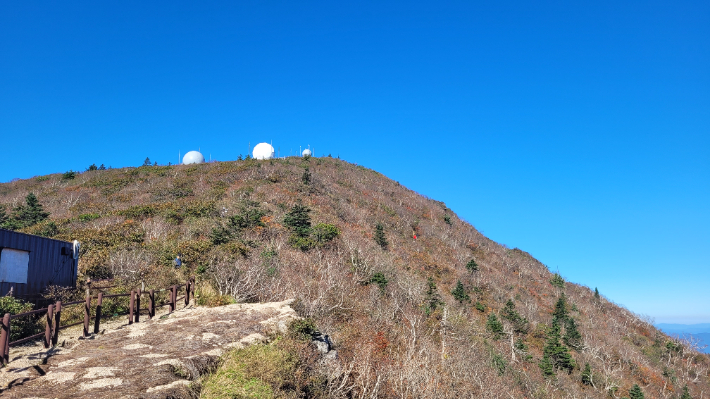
[1,157,708,398]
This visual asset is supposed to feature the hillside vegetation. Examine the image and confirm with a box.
[1,157,708,398]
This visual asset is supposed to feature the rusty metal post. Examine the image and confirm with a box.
[94,293,103,334]
[44,304,54,349]
[148,290,154,319]
[135,288,141,323]
[128,290,135,325]
[83,294,91,338]
[53,301,62,346]
[0,313,9,365]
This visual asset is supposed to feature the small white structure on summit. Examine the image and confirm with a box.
[182,151,205,165]
[302,148,312,157]
[252,143,275,160]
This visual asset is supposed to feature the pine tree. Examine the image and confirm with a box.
[98,164,106,170]
[466,259,479,272]
[283,203,311,237]
[502,299,529,334]
[451,280,470,303]
[87,164,98,171]
[553,294,569,323]
[486,314,504,339]
[628,384,644,399]
[581,363,593,385]
[539,353,555,378]
[542,321,576,375]
[143,157,151,166]
[9,193,50,229]
[564,317,583,350]
[302,167,311,185]
[374,223,388,250]
[680,385,693,399]
[424,277,442,314]
[594,287,600,300]
[550,273,565,288]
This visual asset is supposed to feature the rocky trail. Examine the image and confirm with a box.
[0,300,299,398]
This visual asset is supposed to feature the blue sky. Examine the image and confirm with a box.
[1,1,708,323]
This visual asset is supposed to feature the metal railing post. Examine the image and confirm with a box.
[94,293,103,334]
[44,304,54,348]
[0,313,9,365]
[53,301,62,346]
[128,290,135,325]
[135,288,141,323]
[83,295,91,338]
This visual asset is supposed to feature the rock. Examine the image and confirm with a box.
[0,299,299,398]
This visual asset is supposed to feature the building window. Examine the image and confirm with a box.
[0,248,30,284]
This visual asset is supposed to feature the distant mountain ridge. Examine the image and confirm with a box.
[657,324,710,354]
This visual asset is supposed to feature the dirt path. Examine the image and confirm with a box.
[0,299,299,398]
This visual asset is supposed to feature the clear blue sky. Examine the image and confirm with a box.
[1,1,708,323]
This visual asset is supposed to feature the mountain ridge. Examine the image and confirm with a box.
[1,157,708,398]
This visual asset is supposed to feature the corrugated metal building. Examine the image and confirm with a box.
[0,228,78,299]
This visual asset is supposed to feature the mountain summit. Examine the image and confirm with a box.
[1,157,708,398]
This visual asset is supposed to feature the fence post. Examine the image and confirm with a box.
[83,294,91,338]
[44,304,54,349]
[0,313,9,365]
[94,293,103,334]
[148,290,154,319]
[53,301,62,346]
[185,279,190,306]
[135,288,141,323]
[128,290,135,325]
[169,285,176,313]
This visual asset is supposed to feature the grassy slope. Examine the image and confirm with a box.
[1,157,708,398]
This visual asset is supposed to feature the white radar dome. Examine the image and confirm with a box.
[252,143,275,160]
[182,151,205,165]
[302,149,312,157]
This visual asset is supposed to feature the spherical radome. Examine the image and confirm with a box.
[302,149,312,157]
[252,143,275,160]
[183,151,205,165]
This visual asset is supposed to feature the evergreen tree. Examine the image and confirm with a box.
[594,287,600,300]
[143,157,151,166]
[628,384,644,399]
[581,363,593,385]
[486,313,504,339]
[539,353,555,378]
[680,385,693,399]
[98,164,106,170]
[550,273,565,288]
[502,299,529,334]
[443,214,452,225]
[564,317,583,350]
[374,223,388,250]
[87,163,98,171]
[302,167,311,185]
[451,280,470,303]
[553,294,569,323]
[283,203,311,237]
[542,321,576,374]
[424,277,443,314]
[466,258,479,272]
[8,193,50,229]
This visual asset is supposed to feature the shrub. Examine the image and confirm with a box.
[424,277,443,315]
[311,223,340,244]
[38,221,59,237]
[62,170,76,180]
[0,296,38,341]
[289,318,317,340]
[444,214,452,225]
[368,272,388,291]
[78,213,101,222]
[475,301,486,312]
[491,352,506,376]
[466,258,479,272]
[581,363,593,385]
